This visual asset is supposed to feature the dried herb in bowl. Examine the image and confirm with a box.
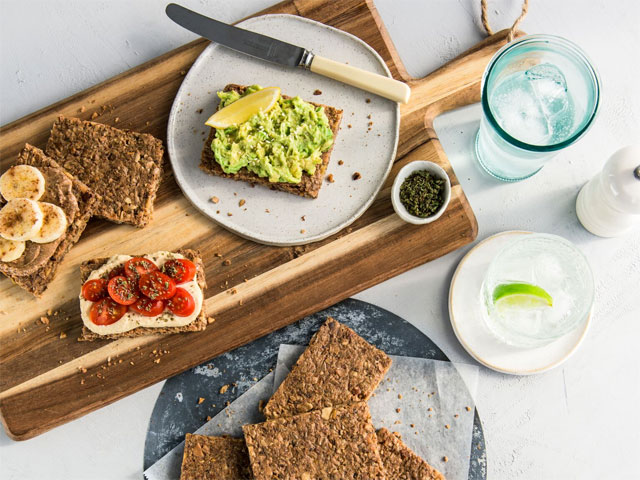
[399,170,445,218]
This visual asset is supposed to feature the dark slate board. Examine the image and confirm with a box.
[143,298,487,479]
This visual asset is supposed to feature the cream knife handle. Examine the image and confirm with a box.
[309,55,411,104]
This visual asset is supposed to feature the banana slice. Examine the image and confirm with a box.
[0,238,25,262]
[0,165,45,201]
[0,198,44,241]
[31,202,68,243]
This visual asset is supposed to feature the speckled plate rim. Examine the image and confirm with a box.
[448,230,592,375]
[166,14,400,246]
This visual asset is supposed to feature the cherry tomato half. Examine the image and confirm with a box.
[166,288,196,317]
[89,298,127,325]
[107,275,139,305]
[162,259,197,284]
[129,297,165,317]
[138,271,177,300]
[124,257,158,283]
[81,278,108,302]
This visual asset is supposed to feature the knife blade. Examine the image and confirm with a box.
[166,3,308,68]
[165,3,410,104]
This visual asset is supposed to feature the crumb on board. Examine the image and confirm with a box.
[206,415,212,421]
[300,229,306,234]
[59,332,67,339]
[197,108,204,114]
[443,456,449,463]
[239,199,246,207]
[227,212,233,216]
[207,317,216,324]
[397,393,402,399]
[313,89,322,95]
[210,196,219,204]
[352,172,362,180]
[347,124,352,128]
[222,259,232,266]
[326,174,335,183]
[445,424,450,429]
[198,397,205,404]
[395,408,401,413]
[338,160,344,165]
[220,384,229,394]
[301,216,306,221]
[365,98,371,103]
[40,316,49,325]
[466,406,472,411]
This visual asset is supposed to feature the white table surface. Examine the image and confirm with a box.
[1,1,639,478]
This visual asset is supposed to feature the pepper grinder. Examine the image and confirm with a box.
[576,145,640,237]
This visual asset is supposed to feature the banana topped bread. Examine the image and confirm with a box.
[243,402,386,480]
[200,84,342,199]
[0,144,96,296]
[180,434,252,480]
[45,116,164,227]
[377,428,446,480]
[264,317,392,419]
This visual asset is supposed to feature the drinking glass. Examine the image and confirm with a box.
[480,233,594,347]
[475,35,600,182]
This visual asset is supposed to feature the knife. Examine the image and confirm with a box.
[166,3,411,104]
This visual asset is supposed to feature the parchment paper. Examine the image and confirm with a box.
[274,344,479,480]
[143,372,274,480]
[145,345,479,480]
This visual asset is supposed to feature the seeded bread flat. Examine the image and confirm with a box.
[243,402,386,479]
[78,248,207,341]
[1,144,97,297]
[377,428,446,480]
[200,84,342,199]
[45,116,164,228]
[180,434,252,480]
[263,317,392,419]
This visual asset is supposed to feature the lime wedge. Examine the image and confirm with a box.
[492,283,553,309]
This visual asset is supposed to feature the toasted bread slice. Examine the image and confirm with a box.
[45,116,164,228]
[1,144,97,297]
[376,428,445,480]
[200,84,342,199]
[180,434,252,480]
[78,249,208,341]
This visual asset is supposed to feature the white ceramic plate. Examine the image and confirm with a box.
[167,14,400,246]
[449,231,592,375]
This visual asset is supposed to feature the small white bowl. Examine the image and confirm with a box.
[391,161,451,225]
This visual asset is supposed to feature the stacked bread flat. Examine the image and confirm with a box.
[0,116,164,296]
[180,318,445,480]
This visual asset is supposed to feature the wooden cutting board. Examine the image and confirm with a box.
[0,0,520,440]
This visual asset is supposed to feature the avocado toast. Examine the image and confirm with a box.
[200,84,343,199]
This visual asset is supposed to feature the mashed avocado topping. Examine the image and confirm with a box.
[211,85,334,184]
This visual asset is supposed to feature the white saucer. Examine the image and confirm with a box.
[448,231,592,375]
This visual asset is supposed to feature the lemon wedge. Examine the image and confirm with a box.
[205,87,281,128]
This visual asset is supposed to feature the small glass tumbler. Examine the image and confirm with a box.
[480,233,594,347]
[475,35,600,182]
